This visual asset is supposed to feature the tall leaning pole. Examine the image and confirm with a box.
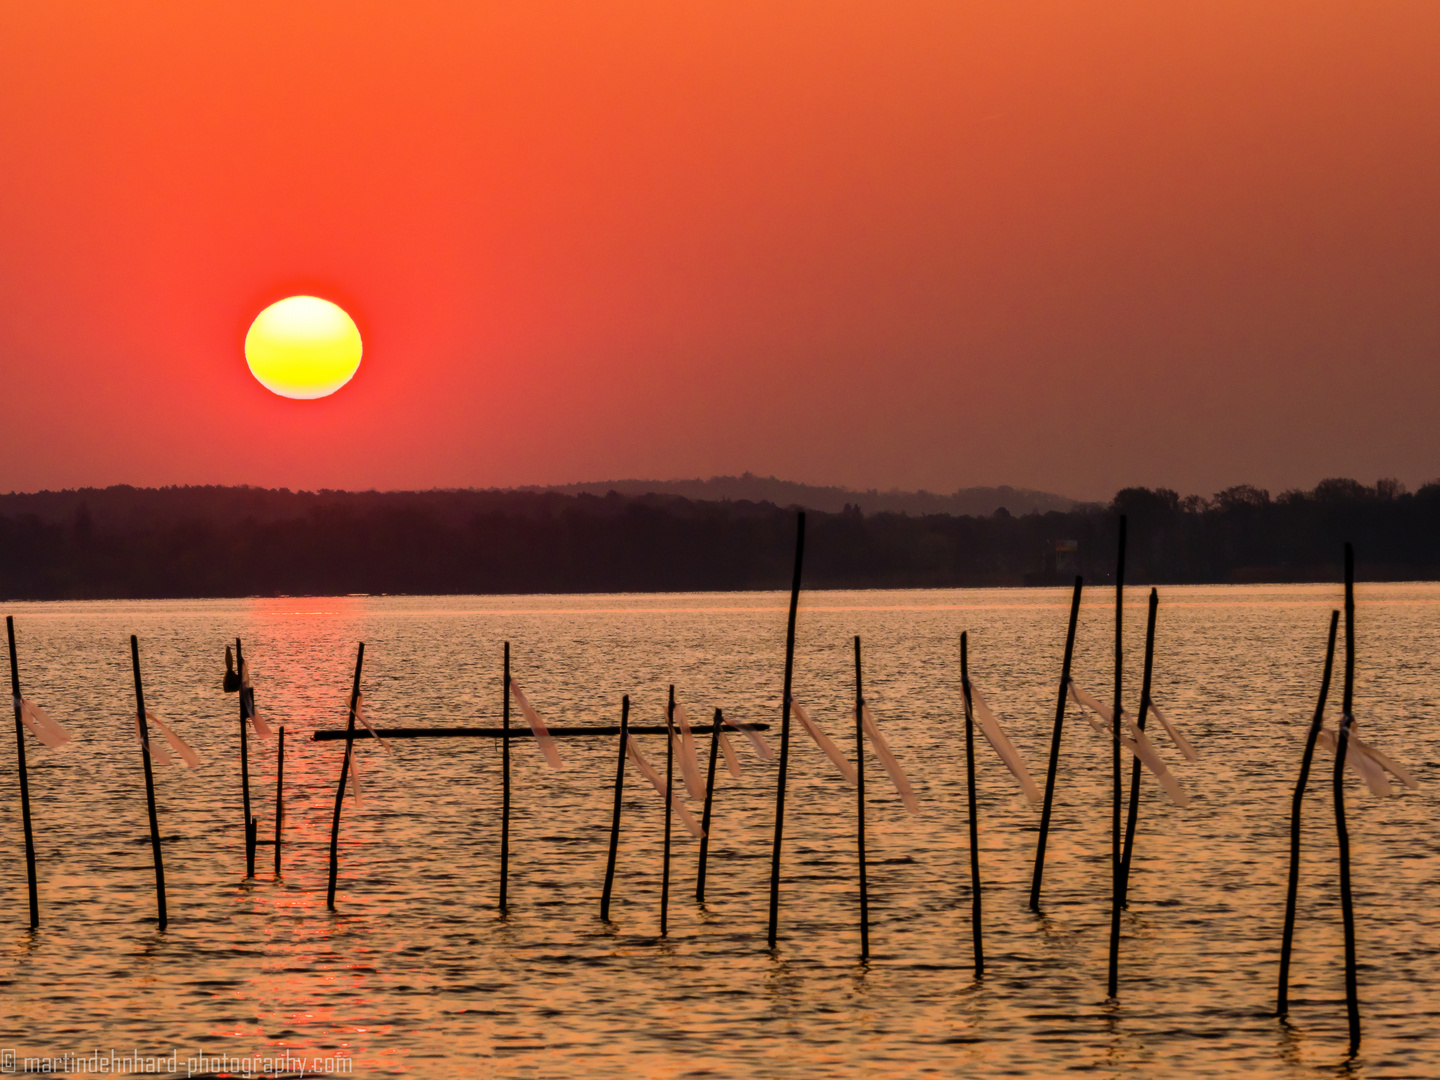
[1334,544,1361,1055]
[1106,515,1127,998]
[8,617,39,929]
[326,644,366,912]
[131,636,167,930]
[1030,576,1083,912]
[767,511,806,950]
[1276,609,1339,1018]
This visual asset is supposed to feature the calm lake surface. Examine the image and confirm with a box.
[0,585,1437,1078]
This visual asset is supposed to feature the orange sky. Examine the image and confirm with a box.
[1,1,1437,500]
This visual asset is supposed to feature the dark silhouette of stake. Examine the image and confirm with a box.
[696,708,723,903]
[130,635,167,930]
[8,617,39,929]
[237,638,254,877]
[600,696,630,922]
[314,723,765,740]
[1335,543,1361,1054]
[1277,610,1339,1017]
[273,726,285,876]
[1119,588,1159,908]
[960,631,983,975]
[1031,576,1083,912]
[326,643,365,911]
[500,641,510,912]
[1107,515,1127,998]
[854,636,870,961]
[662,685,675,936]
[767,511,806,949]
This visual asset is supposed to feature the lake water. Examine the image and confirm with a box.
[0,584,1436,1078]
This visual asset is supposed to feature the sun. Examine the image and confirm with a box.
[244,296,363,399]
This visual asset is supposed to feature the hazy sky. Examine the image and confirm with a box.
[1,2,1437,501]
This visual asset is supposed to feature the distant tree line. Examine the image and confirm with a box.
[0,478,1435,600]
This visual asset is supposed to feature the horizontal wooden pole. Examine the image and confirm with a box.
[311,723,769,741]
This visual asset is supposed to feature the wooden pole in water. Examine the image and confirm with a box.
[500,641,511,912]
[326,643,365,912]
[1119,587,1159,908]
[600,695,630,922]
[959,631,982,975]
[273,726,285,877]
[130,635,167,930]
[767,511,806,949]
[854,635,870,961]
[1277,609,1339,1017]
[1106,515,1126,998]
[1031,576,1083,912]
[7,617,39,929]
[236,638,254,878]
[696,708,722,903]
[662,684,675,937]
[1335,543,1361,1054]
[313,723,768,741]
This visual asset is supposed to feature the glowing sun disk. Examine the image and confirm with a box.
[245,296,362,399]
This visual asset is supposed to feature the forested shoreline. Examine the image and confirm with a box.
[0,479,1435,599]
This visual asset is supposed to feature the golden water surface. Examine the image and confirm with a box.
[0,584,1436,1077]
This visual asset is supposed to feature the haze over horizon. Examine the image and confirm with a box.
[3,2,1437,501]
